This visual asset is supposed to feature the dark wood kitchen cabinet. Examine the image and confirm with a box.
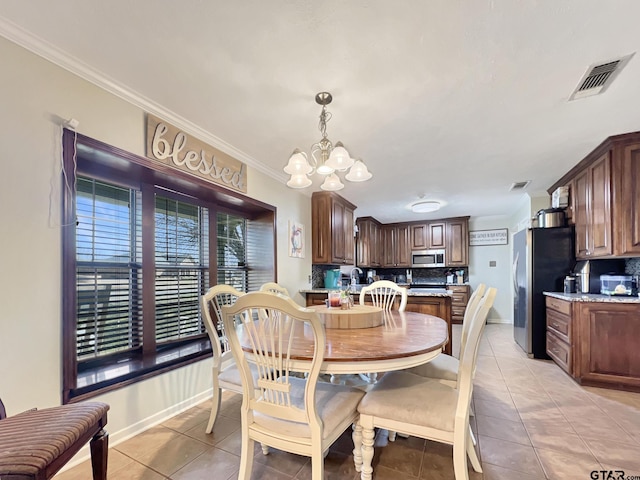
[446,284,470,324]
[356,217,382,268]
[570,153,612,259]
[312,191,356,265]
[545,295,640,391]
[410,222,445,250]
[445,217,469,267]
[551,131,640,259]
[382,224,410,267]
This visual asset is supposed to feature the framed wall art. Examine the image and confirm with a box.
[288,221,304,258]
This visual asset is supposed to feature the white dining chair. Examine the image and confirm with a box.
[221,292,365,480]
[353,287,497,480]
[404,283,487,386]
[358,280,408,384]
[259,281,290,297]
[359,280,408,312]
[200,284,254,434]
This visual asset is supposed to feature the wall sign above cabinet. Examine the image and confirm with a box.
[469,229,508,246]
[145,114,247,193]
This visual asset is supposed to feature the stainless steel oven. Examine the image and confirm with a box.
[411,249,445,268]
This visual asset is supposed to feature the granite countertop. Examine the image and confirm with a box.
[544,291,640,304]
[300,287,453,298]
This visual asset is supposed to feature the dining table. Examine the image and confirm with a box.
[235,306,449,376]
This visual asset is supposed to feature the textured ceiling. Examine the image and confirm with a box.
[1,1,639,222]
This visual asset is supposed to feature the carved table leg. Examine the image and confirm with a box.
[360,423,375,480]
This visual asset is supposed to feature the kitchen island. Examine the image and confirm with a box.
[301,287,452,355]
[544,291,640,392]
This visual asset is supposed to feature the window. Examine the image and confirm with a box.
[62,131,276,403]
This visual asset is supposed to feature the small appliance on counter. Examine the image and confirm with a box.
[573,259,625,293]
[600,274,634,296]
[323,268,341,289]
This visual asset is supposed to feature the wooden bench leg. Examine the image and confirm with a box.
[90,428,109,480]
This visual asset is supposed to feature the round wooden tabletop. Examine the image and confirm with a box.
[237,310,449,375]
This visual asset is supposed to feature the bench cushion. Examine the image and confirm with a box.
[0,401,109,477]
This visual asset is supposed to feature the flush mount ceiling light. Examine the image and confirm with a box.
[284,92,372,191]
[410,200,441,213]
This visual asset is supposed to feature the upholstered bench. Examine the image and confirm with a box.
[0,398,109,480]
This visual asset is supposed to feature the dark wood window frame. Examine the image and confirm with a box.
[61,130,277,403]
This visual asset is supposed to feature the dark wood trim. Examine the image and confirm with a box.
[141,183,156,356]
[72,130,276,218]
[61,129,277,403]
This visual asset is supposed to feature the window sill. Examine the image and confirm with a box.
[67,339,212,403]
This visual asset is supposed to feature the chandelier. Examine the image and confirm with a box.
[284,92,372,191]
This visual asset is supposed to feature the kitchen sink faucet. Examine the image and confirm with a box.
[350,267,363,286]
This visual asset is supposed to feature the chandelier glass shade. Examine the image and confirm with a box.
[284,92,372,190]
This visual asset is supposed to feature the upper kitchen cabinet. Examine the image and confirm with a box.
[550,131,640,259]
[410,222,446,250]
[445,217,469,267]
[382,224,410,267]
[356,217,382,268]
[312,191,356,265]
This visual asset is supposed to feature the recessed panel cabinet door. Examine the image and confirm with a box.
[621,144,640,255]
[589,153,612,257]
[446,220,468,266]
[428,222,446,249]
[573,170,590,259]
[410,224,428,250]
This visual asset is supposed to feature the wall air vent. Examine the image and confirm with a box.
[510,181,531,191]
[569,53,634,101]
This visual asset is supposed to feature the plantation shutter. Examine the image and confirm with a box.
[154,196,209,343]
[75,178,143,360]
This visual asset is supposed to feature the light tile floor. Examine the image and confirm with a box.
[56,324,640,479]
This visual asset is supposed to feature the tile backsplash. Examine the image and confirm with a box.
[625,257,640,275]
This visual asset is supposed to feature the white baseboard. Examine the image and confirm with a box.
[60,389,213,472]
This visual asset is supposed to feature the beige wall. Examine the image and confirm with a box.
[0,36,312,448]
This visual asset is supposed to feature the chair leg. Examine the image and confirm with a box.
[352,422,363,472]
[312,449,325,480]
[453,428,469,480]
[239,436,254,480]
[89,428,109,480]
[205,386,222,434]
[466,432,482,473]
[360,419,375,480]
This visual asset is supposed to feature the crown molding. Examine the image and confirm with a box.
[0,15,288,185]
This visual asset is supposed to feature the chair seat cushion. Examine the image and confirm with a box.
[219,363,263,390]
[358,371,458,432]
[254,377,365,439]
[405,353,459,382]
[0,401,109,476]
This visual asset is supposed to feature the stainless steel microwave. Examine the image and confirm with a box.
[411,249,446,268]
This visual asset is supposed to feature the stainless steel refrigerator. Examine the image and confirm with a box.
[512,226,575,358]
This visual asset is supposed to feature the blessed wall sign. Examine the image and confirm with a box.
[145,114,247,193]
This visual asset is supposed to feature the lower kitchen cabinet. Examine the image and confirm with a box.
[545,295,640,391]
[446,284,469,324]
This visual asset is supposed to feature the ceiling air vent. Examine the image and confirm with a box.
[510,181,531,191]
[569,53,634,101]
